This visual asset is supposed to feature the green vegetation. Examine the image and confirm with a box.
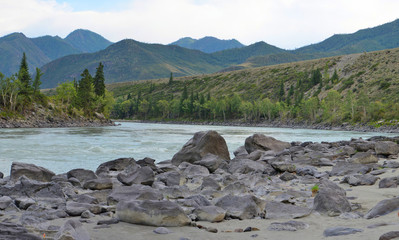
[0,54,113,120]
[109,48,399,127]
[170,36,245,53]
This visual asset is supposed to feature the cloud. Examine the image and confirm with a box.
[0,0,398,49]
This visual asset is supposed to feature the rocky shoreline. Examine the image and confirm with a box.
[139,119,399,133]
[1,131,399,239]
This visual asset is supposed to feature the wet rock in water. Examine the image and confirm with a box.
[268,220,309,231]
[364,197,399,219]
[313,179,351,215]
[323,226,363,237]
[67,168,97,183]
[117,200,191,227]
[329,162,373,176]
[95,157,135,176]
[83,177,113,190]
[171,130,230,166]
[341,174,379,186]
[379,231,399,240]
[117,166,154,186]
[350,152,379,164]
[0,222,41,239]
[194,206,226,222]
[108,185,163,205]
[245,134,290,154]
[153,227,172,234]
[379,177,398,188]
[215,194,265,220]
[375,141,399,156]
[10,162,55,182]
[0,171,3,179]
[54,219,90,240]
[265,201,311,219]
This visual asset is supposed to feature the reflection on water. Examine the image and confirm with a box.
[0,122,397,174]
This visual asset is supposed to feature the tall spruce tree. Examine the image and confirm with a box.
[93,62,105,97]
[32,67,43,94]
[168,72,173,85]
[18,53,32,93]
[77,69,94,113]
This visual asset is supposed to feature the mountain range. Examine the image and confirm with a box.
[0,29,112,76]
[1,19,399,88]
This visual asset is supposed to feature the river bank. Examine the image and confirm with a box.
[1,131,399,239]
[136,119,399,133]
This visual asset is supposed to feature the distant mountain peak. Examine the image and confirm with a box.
[64,29,112,53]
[170,36,245,53]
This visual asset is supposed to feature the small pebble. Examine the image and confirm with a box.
[234,228,243,232]
[206,227,218,233]
[153,227,172,234]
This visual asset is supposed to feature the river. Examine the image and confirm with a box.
[0,122,397,174]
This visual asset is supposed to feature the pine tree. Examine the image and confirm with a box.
[18,53,32,93]
[32,67,43,94]
[168,72,173,85]
[93,62,105,97]
[77,69,94,113]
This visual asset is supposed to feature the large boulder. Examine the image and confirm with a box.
[313,179,351,215]
[351,152,379,164]
[194,206,226,222]
[96,158,135,176]
[245,134,290,154]
[194,153,227,173]
[375,141,399,156]
[67,168,97,183]
[83,178,113,190]
[215,194,265,220]
[117,166,154,186]
[364,197,399,219]
[329,162,373,176]
[0,222,41,239]
[10,162,55,182]
[171,131,230,166]
[65,202,104,216]
[117,200,191,227]
[265,201,311,219]
[228,158,268,174]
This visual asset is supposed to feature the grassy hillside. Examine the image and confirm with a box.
[108,47,399,125]
[40,39,225,88]
[64,29,113,53]
[31,35,81,60]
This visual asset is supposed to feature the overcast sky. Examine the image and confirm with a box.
[1,0,398,50]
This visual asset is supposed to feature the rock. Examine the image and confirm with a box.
[156,171,181,186]
[177,195,211,208]
[66,202,103,216]
[10,162,55,182]
[153,227,172,234]
[313,179,351,215]
[67,168,97,183]
[137,157,158,172]
[383,160,399,168]
[330,162,373,176]
[200,176,221,191]
[0,172,3,179]
[215,194,265,220]
[228,158,267,174]
[117,200,191,227]
[0,222,41,239]
[350,140,375,152]
[364,197,399,219]
[341,174,379,186]
[0,196,13,210]
[296,166,318,176]
[323,226,363,237]
[194,153,227,173]
[171,131,230,166]
[83,178,113,190]
[194,206,226,222]
[81,210,95,219]
[96,158,135,176]
[108,185,163,205]
[233,146,248,156]
[97,218,119,225]
[54,219,90,240]
[379,231,399,240]
[182,163,209,178]
[223,181,248,195]
[265,201,311,219]
[375,141,399,156]
[351,152,379,164]
[206,227,218,233]
[245,134,290,154]
[379,177,398,188]
[268,220,309,231]
[15,197,35,210]
[117,166,154,186]
[271,162,296,173]
[279,171,297,181]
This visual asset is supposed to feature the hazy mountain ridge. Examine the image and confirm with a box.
[170,36,245,53]
[0,29,112,76]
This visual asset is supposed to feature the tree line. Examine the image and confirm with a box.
[111,70,399,126]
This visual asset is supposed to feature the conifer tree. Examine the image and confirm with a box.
[18,53,32,93]
[32,67,43,94]
[168,72,173,85]
[93,62,105,97]
[77,69,94,113]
